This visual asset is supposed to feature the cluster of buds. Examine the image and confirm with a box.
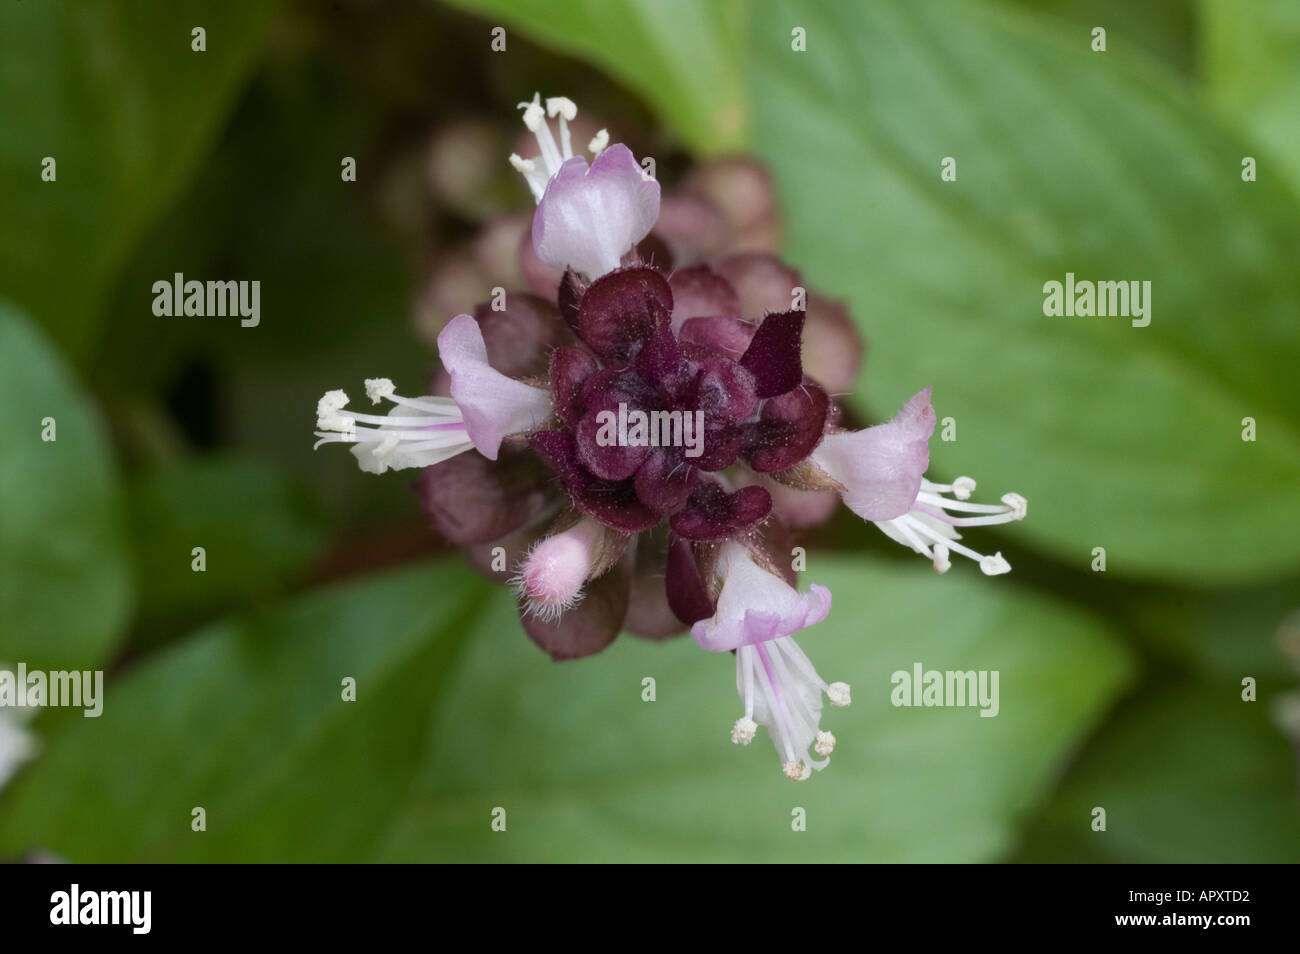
[315,94,1026,780]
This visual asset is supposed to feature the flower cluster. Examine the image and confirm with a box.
[315,94,1026,781]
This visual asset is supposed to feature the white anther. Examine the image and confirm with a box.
[316,389,353,430]
[516,92,545,130]
[1001,493,1028,520]
[933,543,952,574]
[783,760,812,782]
[731,717,757,745]
[827,682,852,707]
[588,129,609,155]
[814,731,836,757]
[952,476,976,500]
[980,552,1012,575]
[364,378,395,405]
[545,96,577,121]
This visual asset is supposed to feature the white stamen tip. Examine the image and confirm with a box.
[588,129,609,155]
[508,153,535,173]
[980,552,1012,575]
[316,389,353,430]
[827,682,852,707]
[545,96,577,121]
[1001,493,1028,520]
[814,731,836,757]
[364,377,395,405]
[952,476,976,500]
[933,543,952,574]
[517,92,544,130]
[730,717,757,745]
[783,760,812,782]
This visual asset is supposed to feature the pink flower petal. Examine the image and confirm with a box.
[437,314,553,460]
[690,546,832,652]
[531,145,661,279]
[812,386,935,521]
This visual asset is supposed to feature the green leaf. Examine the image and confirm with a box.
[0,560,492,862]
[0,0,279,359]
[372,556,1132,862]
[1013,682,1300,862]
[748,0,1300,580]
[0,303,131,670]
[1203,0,1300,192]
[90,63,427,529]
[1122,578,1300,684]
[1011,0,1198,77]
[126,455,327,620]
[440,0,750,153]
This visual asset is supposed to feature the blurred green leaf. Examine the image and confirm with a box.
[0,0,278,359]
[0,560,491,861]
[1013,0,1199,76]
[0,302,131,670]
[748,0,1300,581]
[1013,682,1300,862]
[372,555,1131,862]
[1123,579,1299,684]
[94,68,425,528]
[1202,0,1300,191]
[440,0,750,153]
[127,455,327,620]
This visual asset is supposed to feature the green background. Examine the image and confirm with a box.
[0,0,1297,862]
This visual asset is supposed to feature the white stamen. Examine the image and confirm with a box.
[313,381,474,474]
[511,91,583,201]
[545,97,577,160]
[516,92,545,131]
[512,92,569,191]
[588,128,609,156]
[877,479,1026,574]
[734,638,847,780]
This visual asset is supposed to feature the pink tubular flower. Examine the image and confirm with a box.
[437,314,553,460]
[689,541,831,653]
[813,387,1027,575]
[811,386,934,521]
[513,515,620,622]
[312,317,551,473]
[671,540,847,781]
[532,146,659,279]
[509,93,659,279]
